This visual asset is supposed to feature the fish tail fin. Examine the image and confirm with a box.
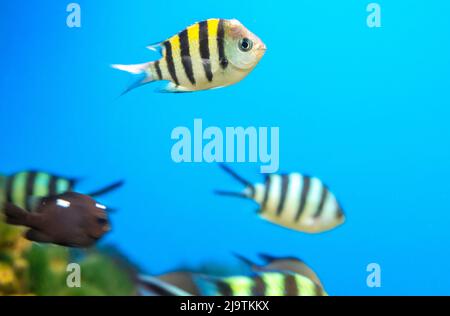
[137,274,192,296]
[88,180,124,197]
[4,203,31,226]
[111,62,156,95]
[216,164,254,198]
[218,164,253,187]
[214,190,249,199]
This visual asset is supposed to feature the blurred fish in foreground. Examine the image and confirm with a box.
[0,218,137,296]
[4,192,112,248]
[138,254,327,296]
[0,171,123,212]
[138,270,326,296]
[112,18,266,93]
[216,164,345,233]
[233,253,325,291]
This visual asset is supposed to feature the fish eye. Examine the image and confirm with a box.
[96,217,108,225]
[238,38,253,52]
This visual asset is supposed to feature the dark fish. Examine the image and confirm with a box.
[4,192,112,248]
[0,170,123,211]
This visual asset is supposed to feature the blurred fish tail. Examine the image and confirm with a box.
[214,190,248,199]
[111,62,155,95]
[216,164,254,198]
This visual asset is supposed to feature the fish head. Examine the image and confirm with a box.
[224,19,266,70]
[40,191,111,240]
[84,200,111,240]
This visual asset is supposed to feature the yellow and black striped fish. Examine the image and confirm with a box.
[112,19,266,93]
[194,271,327,296]
[216,165,345,234]
[138,271,327,296]
[0,171,123,211]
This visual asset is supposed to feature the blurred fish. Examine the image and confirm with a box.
[138,273,195,296]
[233,253,325,290]
[112,18,266,93]
[0,171,123,211]
[3,192,112,248]
[138,270,326,296]
[216,164,345,233]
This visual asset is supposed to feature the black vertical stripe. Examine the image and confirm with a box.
[154,60,162,80]
[284,274,299,296]
[163,41,179,85]
[199,21,213,82]
[216,280,233,296]
[260,175,271,212]
[336,206,344,219]
[252,276,266,296]
[295,176,311,221]
[217,19,228,69]
[68,179,76,191]
[48,175,58,196]
[276,175,289,216]
[314,185,328,218]
[248,185,255,199]
[6,174,15,203]
[25,171,37,210]
[178,29,196,85]
[314,283,323,296]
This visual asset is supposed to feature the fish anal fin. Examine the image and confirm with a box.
[161,82,192,93]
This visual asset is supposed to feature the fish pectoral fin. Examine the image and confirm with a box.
[160,82,192,93]
[25,229,53,243]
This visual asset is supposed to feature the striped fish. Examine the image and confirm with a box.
[0,171,123,212]
[216,165,345,234]
[112,19,266,93]
[138,271,326,296]
[234,253,326,293]
[195,271,327,296]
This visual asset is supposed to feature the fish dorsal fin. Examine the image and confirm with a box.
[158,271,200,295]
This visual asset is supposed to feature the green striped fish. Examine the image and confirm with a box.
[0,171,123,212]
[0,171,76,211]
[216,165,345,234]
[138,271,327,296]
[112,18,266,93]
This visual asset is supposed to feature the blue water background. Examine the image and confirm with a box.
[1,1,449,295]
